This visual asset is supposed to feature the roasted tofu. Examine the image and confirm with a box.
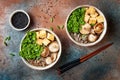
[96,15,104,23]
[84,14,90,23]
[39,30,47,39]
[89,18,97,24]
[47,33,54,41]
[42,38,50,46]
[86,6,96,15]
[90,12,98,18]
[36,32,40,39]
[36,39,43,45]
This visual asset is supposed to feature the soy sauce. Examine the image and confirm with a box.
[11,12,28,29]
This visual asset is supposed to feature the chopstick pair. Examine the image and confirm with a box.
[57,42,113,74]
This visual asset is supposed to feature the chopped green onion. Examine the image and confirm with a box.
[10,53,15,56]
[50,27,53,31]
[5,36,11,41]
[19,31,44,60]
[67,8,86,33]
[57,25,60,29]
[4,41,8,46]
[81,34,87,38]
[50,17,54,23]
[61,25,64,29]
[4,36,11,46]
[90,24,95,26]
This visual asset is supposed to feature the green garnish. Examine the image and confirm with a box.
[50,27,53,31]
[61,25,64,29]
[4,41,8,46]
[4,36,11,46]
[19,31,44,60]
[50,17,54,23]
[90,24,95,26]
[82,34,87,38]
[5,36,11,41]
[67,8,86,33]
[57,25,60,29]
[56,25,64,30]
[10,53,15,56]
[57,25,64,30]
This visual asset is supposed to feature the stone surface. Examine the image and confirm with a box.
[0,0,120,80]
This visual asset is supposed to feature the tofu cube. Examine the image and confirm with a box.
[90,12,98,18]
[36,39,43,45]
[36,32,40,39]
[42,38,50,46]
[89,6,96,14]
[96,15,104,23]
[86,6,96,15]
[89,18,96,24]
[84,14,90,22]
[39,30,47,39]
[47,33,54,41]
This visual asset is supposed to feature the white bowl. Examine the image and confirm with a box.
[20,28,62,70]
[9,10,30,31]
[65,5,107,46]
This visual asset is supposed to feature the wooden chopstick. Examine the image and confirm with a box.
[80,42,113,62]
[57,42,113,75]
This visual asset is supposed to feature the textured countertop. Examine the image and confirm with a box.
[0,0,120,80]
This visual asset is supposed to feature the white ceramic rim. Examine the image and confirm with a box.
[65,5,107,46]
[20,28,62,70]
[9,10,30,31]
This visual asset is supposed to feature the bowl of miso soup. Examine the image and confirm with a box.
[65,5,107,46]
[19,28,62,70]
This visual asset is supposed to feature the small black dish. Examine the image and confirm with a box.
[9,10,30,31]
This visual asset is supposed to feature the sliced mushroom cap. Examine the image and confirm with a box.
[41,47,50,57]
[45,57,52,65]
[49,41,59,52]
[51,53,57,62]
[88,34,98,42]
[80,23,91,34]
[94,23,104,34]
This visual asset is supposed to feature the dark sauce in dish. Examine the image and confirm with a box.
[11,12,28,29]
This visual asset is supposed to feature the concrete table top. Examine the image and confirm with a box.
[0,0,120,80]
